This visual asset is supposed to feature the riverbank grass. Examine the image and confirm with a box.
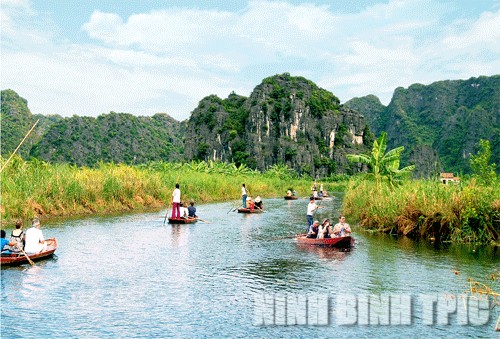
[343,178,500,245]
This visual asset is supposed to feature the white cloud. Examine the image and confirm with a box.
[1,0,498,119]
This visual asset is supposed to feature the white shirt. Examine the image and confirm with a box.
[242,186,247,196]
[172,188,181,203]
[180,207,189,218]
[307,202,318,216]
[24,226,44,253]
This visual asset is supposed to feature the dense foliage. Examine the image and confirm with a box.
[345,75,500,177]
[0,156,323,223]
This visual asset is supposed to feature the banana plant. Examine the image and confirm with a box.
[346,132,415,189]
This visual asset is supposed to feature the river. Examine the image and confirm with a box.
[2,196,499,337]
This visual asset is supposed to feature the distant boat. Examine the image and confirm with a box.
[295,235,353,248]
[1,238,57,266]
[168,217,198,224]
[237,208,264,213]
[284,196,298,200]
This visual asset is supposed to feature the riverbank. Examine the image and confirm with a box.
[0,157,347,225]
[343,178,500,246]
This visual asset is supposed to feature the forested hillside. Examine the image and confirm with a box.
[345,75,500,177]
[184,73,372,176]
[1,91,184,166]
[2,74,498,176]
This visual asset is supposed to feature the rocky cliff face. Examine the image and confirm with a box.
[345,75,500,176]
[184,73,371,176]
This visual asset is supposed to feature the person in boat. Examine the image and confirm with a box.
[286,189,292,197]
[247,197,255,210]
[171,183,181,219]
[319,184,324,196]
[332,216,351,237]
[242,183,248,208]
[188,200,197,218]
[306,196,323,230]
[1,230,18,254]
[7,219,25,252]
[317,218,331,239]
[254,196,263,210]
[292,190,297,196]
[306,220,320,238]
[312,189,319,199]
[179,202,189,219]
[24,218,47,254]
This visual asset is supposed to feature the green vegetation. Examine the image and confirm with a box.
[343,138,499,245]
[470,139,497,185]
[346,132,415,189]
[343,178,499,245]
[0,157,328,224]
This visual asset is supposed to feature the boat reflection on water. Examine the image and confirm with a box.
[296,243,353,260]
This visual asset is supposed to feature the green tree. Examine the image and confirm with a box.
[470,139,497,185]
[346,132,415,188]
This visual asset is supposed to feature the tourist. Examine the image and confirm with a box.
[188,200,197,218]
[1,230,17,252]
[317,218,331,239]
[254,196,263,210]
[180,202,189,218]
[306,197,323,230]
[286,189,292,197]
[306,220,320,238]
[8,219,25,252]
[171,183,181,218]
[333,216,352,237]
[24,218,47,254]
[242,184,248,208]
[247,196,255,210]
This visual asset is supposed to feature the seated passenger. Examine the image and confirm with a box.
[332,216,352,237]
[8,220,25,252]
[286,189,292,197]
[254,196,263,210]
[180,202,189,218]
[306,220,320,238]
[24,218,47,254]
[247,197,255,210]
[1,230,17,253]
[188,200,197,218]
[317,219,331,239]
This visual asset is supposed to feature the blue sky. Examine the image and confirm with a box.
[1,0,499,121]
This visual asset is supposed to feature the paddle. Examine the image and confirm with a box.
[196,218,212,224]
[16,244,35,266]
[270,233,306,240]
[163,205,170,225]
[227,203,240,214]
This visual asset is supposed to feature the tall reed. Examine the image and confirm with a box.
[343,177,500,245]
[1,157,339,225]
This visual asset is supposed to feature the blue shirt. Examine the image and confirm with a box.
[1,238,10,250]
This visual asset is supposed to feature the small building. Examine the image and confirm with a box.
[440,172,460,184]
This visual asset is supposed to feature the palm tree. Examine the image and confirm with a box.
[346,132,415,189]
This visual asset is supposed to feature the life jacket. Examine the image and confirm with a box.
[9,229,24,251]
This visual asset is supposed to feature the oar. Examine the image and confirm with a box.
[16,245,35,266]
[196,218,212,224]
[270,233,305,240]
[163,205,170,225]
[227,203,240,214]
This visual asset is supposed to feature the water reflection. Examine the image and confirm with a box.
[1,199,498,338]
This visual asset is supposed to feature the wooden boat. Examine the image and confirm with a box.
[313,196,323,200]
[237,207,264,213]
[168,217,198,224]
[284,196,298,200]
[295,235,353,248]
[1,238,57,266]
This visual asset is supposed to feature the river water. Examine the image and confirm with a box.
[2,196,499,338]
